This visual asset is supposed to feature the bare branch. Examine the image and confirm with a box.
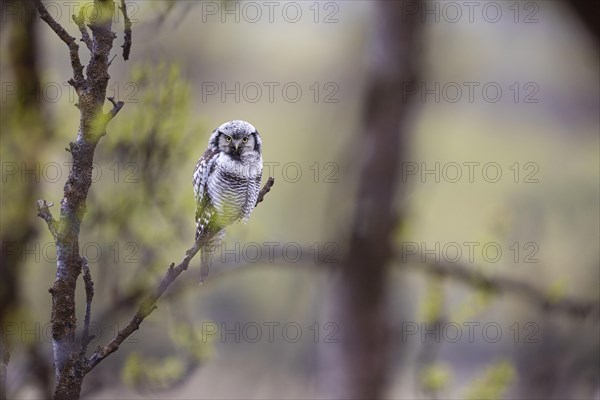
[256,177,275,206]
[86,241,202,373]
[107,97,125,120]
[34,0,123,396]
[72,9,92,52]
[119,0,132,60]
[86,181,275,373]
[33,0,84,88]
[80,258,95,358]
[36,200,59,240]
[401,254,599,320]
[33,0,131,396]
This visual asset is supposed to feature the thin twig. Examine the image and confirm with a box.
[33,0,84,89]
[106,97,125,120]
[86,241,201,373]
[119,0,132,60]
[72,9,92,52]
[36,200,59,240]
[256,177,275,206]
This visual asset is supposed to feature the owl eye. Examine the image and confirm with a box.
[225,136,232,143]
[242,137,248,143]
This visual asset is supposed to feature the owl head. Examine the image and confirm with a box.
[209,120,262,158]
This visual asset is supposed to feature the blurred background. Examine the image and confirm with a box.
[1,1,598,399]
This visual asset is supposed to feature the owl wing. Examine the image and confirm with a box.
[241,166,263,223]
[193,148,219,239]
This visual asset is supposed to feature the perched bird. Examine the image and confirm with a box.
[192,120,263,282]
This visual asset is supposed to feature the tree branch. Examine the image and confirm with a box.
[119,0,132,60]
[72,9,92,52]
[33,0,84,89]
[86,178,274,373]
[36,200,59,240]
[107,96,125,120]
[401,254,599,320]
[256,176,275,206]
[161,243,600,322]
[85,241,201,373]
[34,0,124,397]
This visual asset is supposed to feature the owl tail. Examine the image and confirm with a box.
[198,230,225,284]
[199,246,212,284]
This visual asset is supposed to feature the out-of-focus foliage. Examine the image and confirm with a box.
[84,62,199,294]
[546,280,567,304]
[450,288,493,324]
[80,0,113,25]
[121,321,213,391]
[169,321,214,361]
[121,351,186,390]
[420,362,453,395]
[418,277,444,323]
[464,360,515,400]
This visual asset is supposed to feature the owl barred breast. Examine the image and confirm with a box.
[192,120,263,282]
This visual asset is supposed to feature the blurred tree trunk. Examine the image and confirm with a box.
[567,0,599,43]
[0,0,43,326]
[0,0,53,396]
[319,1,422,398]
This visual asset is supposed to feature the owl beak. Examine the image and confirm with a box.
[234,143,239,152]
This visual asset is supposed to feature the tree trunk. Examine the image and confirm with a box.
[319,1,423,398]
